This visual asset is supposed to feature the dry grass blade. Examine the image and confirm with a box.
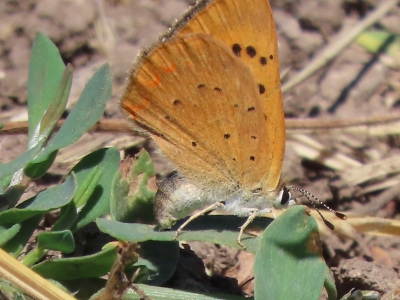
[359,174,400,196]
[354,184,400,215]
[314,211,400,237]
[54,134,144,169]
[287,134,362,171]
[93,0,116,57]
[338,154,400,187]
[286,112,400,136]
[0,248,76,300]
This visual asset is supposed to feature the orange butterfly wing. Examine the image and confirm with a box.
[122,0,285,193]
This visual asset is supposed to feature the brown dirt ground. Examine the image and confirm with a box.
[1,0,400,299]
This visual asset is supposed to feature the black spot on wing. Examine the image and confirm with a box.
[260,57,267,65]
[232,44,242,57]
[258,84,265,94]
[246,46,256,58]
[173,99,182,105]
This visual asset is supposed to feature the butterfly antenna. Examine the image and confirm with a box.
[287,186,347,230]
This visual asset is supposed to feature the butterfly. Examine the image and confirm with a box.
[121,0,344,248]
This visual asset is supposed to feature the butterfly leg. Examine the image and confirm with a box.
[173,201,225,240]
[238,209,260,250]
[272,208,277,218]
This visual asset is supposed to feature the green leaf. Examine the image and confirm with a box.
[52,202,78,232]
[0,174,76,225]
[0,184,26,211]
[73,166,103,209]
[24,65,73,179]
[30,64,112,165]
[71,147,120,230]
[23,150,57,180]
[97,215,272,253]
[91,284,248,300]
[32,242,118,280]
[27,32,65,145]
[37,230,75,253]
[356,30,392,53]
[58,278,107,300]
[325,267,338,300]
[356,30,400,57]
[52,148,116,232]
[1,214,43,257]
[138,241,179,285]
[111,150,157,223]
[0,278,34,300]
[50,150,110,237]
[0,175,10,193]
[39,64,73,137]
[254,206,326,300]
[0,224,21,246]
[0,142,43,182]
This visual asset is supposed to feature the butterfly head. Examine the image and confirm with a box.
[272,186,296,209]
[276,185,347,229]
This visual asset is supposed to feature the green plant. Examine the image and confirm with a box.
[0,32,120,299]
[356,30,400,57]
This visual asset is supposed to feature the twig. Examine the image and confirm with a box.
[0,119,132,135]
[285,111,400,130]
[2,111,400,136]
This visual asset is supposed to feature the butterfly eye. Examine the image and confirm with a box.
[273,187,291,209]
[281,187,291,206]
